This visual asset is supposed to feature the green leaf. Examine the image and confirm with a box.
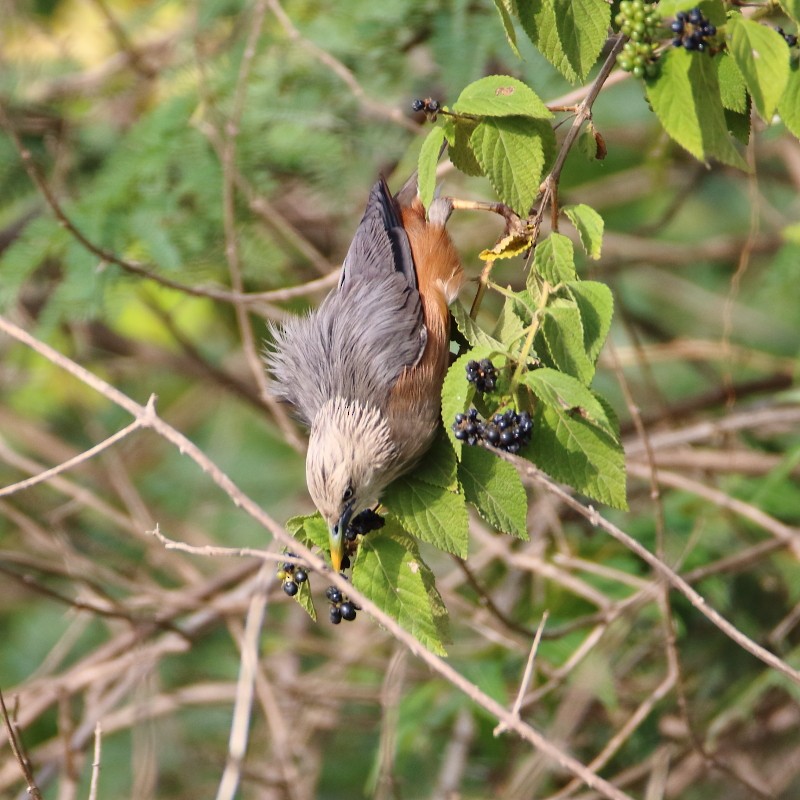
[565,280,613,363]
[353,522,450,655]
[717,53,747,114]
[441,348,483,457]
[382,475,470,558]
[532,233,576,285]
[646,47,747,170]
[523,367,617,437]
[658,0,724,20]
[541,301,595,384]
[778,60,800,140]
[294,580,317,621]
[514,0,577,82]
[446,119,483,177]
[493,0,521,58]
[779,0,800,22]
[533,403,627,509]
[454,75,552,119]
[418,126,446,211]
[493,295,527,348]
[553,0,610,82]
[470,116,555,215]
[450,301,505,351]
[459,447,528,538]
[563,204,604,260]
[282,516,322,620]
[725,106,751,146]
[414,428,458,490]
[728,16,790,121]
[286,513,329,551]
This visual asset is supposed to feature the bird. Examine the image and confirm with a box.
[267,176,463,572]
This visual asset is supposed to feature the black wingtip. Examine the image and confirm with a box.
[367,176,403,231]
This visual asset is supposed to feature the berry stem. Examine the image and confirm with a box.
[511,281,551,392]
[469,257,496,320]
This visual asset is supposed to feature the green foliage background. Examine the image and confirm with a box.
[1,0,800,798]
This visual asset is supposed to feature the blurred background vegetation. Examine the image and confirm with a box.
[1,0,799,798]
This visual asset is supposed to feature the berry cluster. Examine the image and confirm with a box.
[671,8,716,51]
[343,508,384,543]
[452,408,533,454]
[411,98,441,118]
[615,0,660,78]
[466,358,498,393]
[777,27,798,48]
[277,553,308,597]
[326,584,360,624]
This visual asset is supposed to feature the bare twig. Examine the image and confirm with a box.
[494,611,549,737]
[0,688,43,800]
[0,421,143,498]
[0,313,634,800]
[88,722,102,800]
[0,98,325,309]
[265,0,418,133]
[214,0,304,453]
[215,564,271,800]
[627,463,800,555]
[513,459,800,686]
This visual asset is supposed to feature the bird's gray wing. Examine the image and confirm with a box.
[267,180,426,426]
[340,178,417,290]
[267,271,425,426]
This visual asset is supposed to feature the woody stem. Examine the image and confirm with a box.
[511,281,551,390]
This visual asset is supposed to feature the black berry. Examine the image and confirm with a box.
[340,601,357,622]
[294,568,308,584]
[452,407,533,454]
[411,98,425,112]
[465,358,498,393]
[777,27,798,48]
[326,586,343,603]
[283,580,299,597]
[670,8,716,53]
[330,606,342,624]
[345,508,384,541]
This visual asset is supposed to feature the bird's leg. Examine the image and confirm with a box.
[447,197,528,242]
[469,257,496,320]
[448,197,518,225]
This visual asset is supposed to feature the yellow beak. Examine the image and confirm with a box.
[329,505,354,572]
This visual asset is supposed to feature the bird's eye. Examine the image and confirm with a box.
[342,485,354,503]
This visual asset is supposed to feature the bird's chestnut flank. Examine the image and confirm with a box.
[267,176,463,572]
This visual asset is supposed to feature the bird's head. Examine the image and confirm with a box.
[306,398,397,571]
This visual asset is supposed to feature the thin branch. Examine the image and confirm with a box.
[513,459,800,687]
[0,98,321,308]
[0,688,43,800]
[216,0,304,453]
[265,0,418,133]
[149,524,305,565]
[0,420,143,498]
[494,611,549,736]
[0,313,634,800]
[533,35,626,223]
[215,564,271,800]
[544,670,677,800]
[88,722,102,800]
[627,463,800,555]
[625,405,800,457]
[374,649,407,800]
